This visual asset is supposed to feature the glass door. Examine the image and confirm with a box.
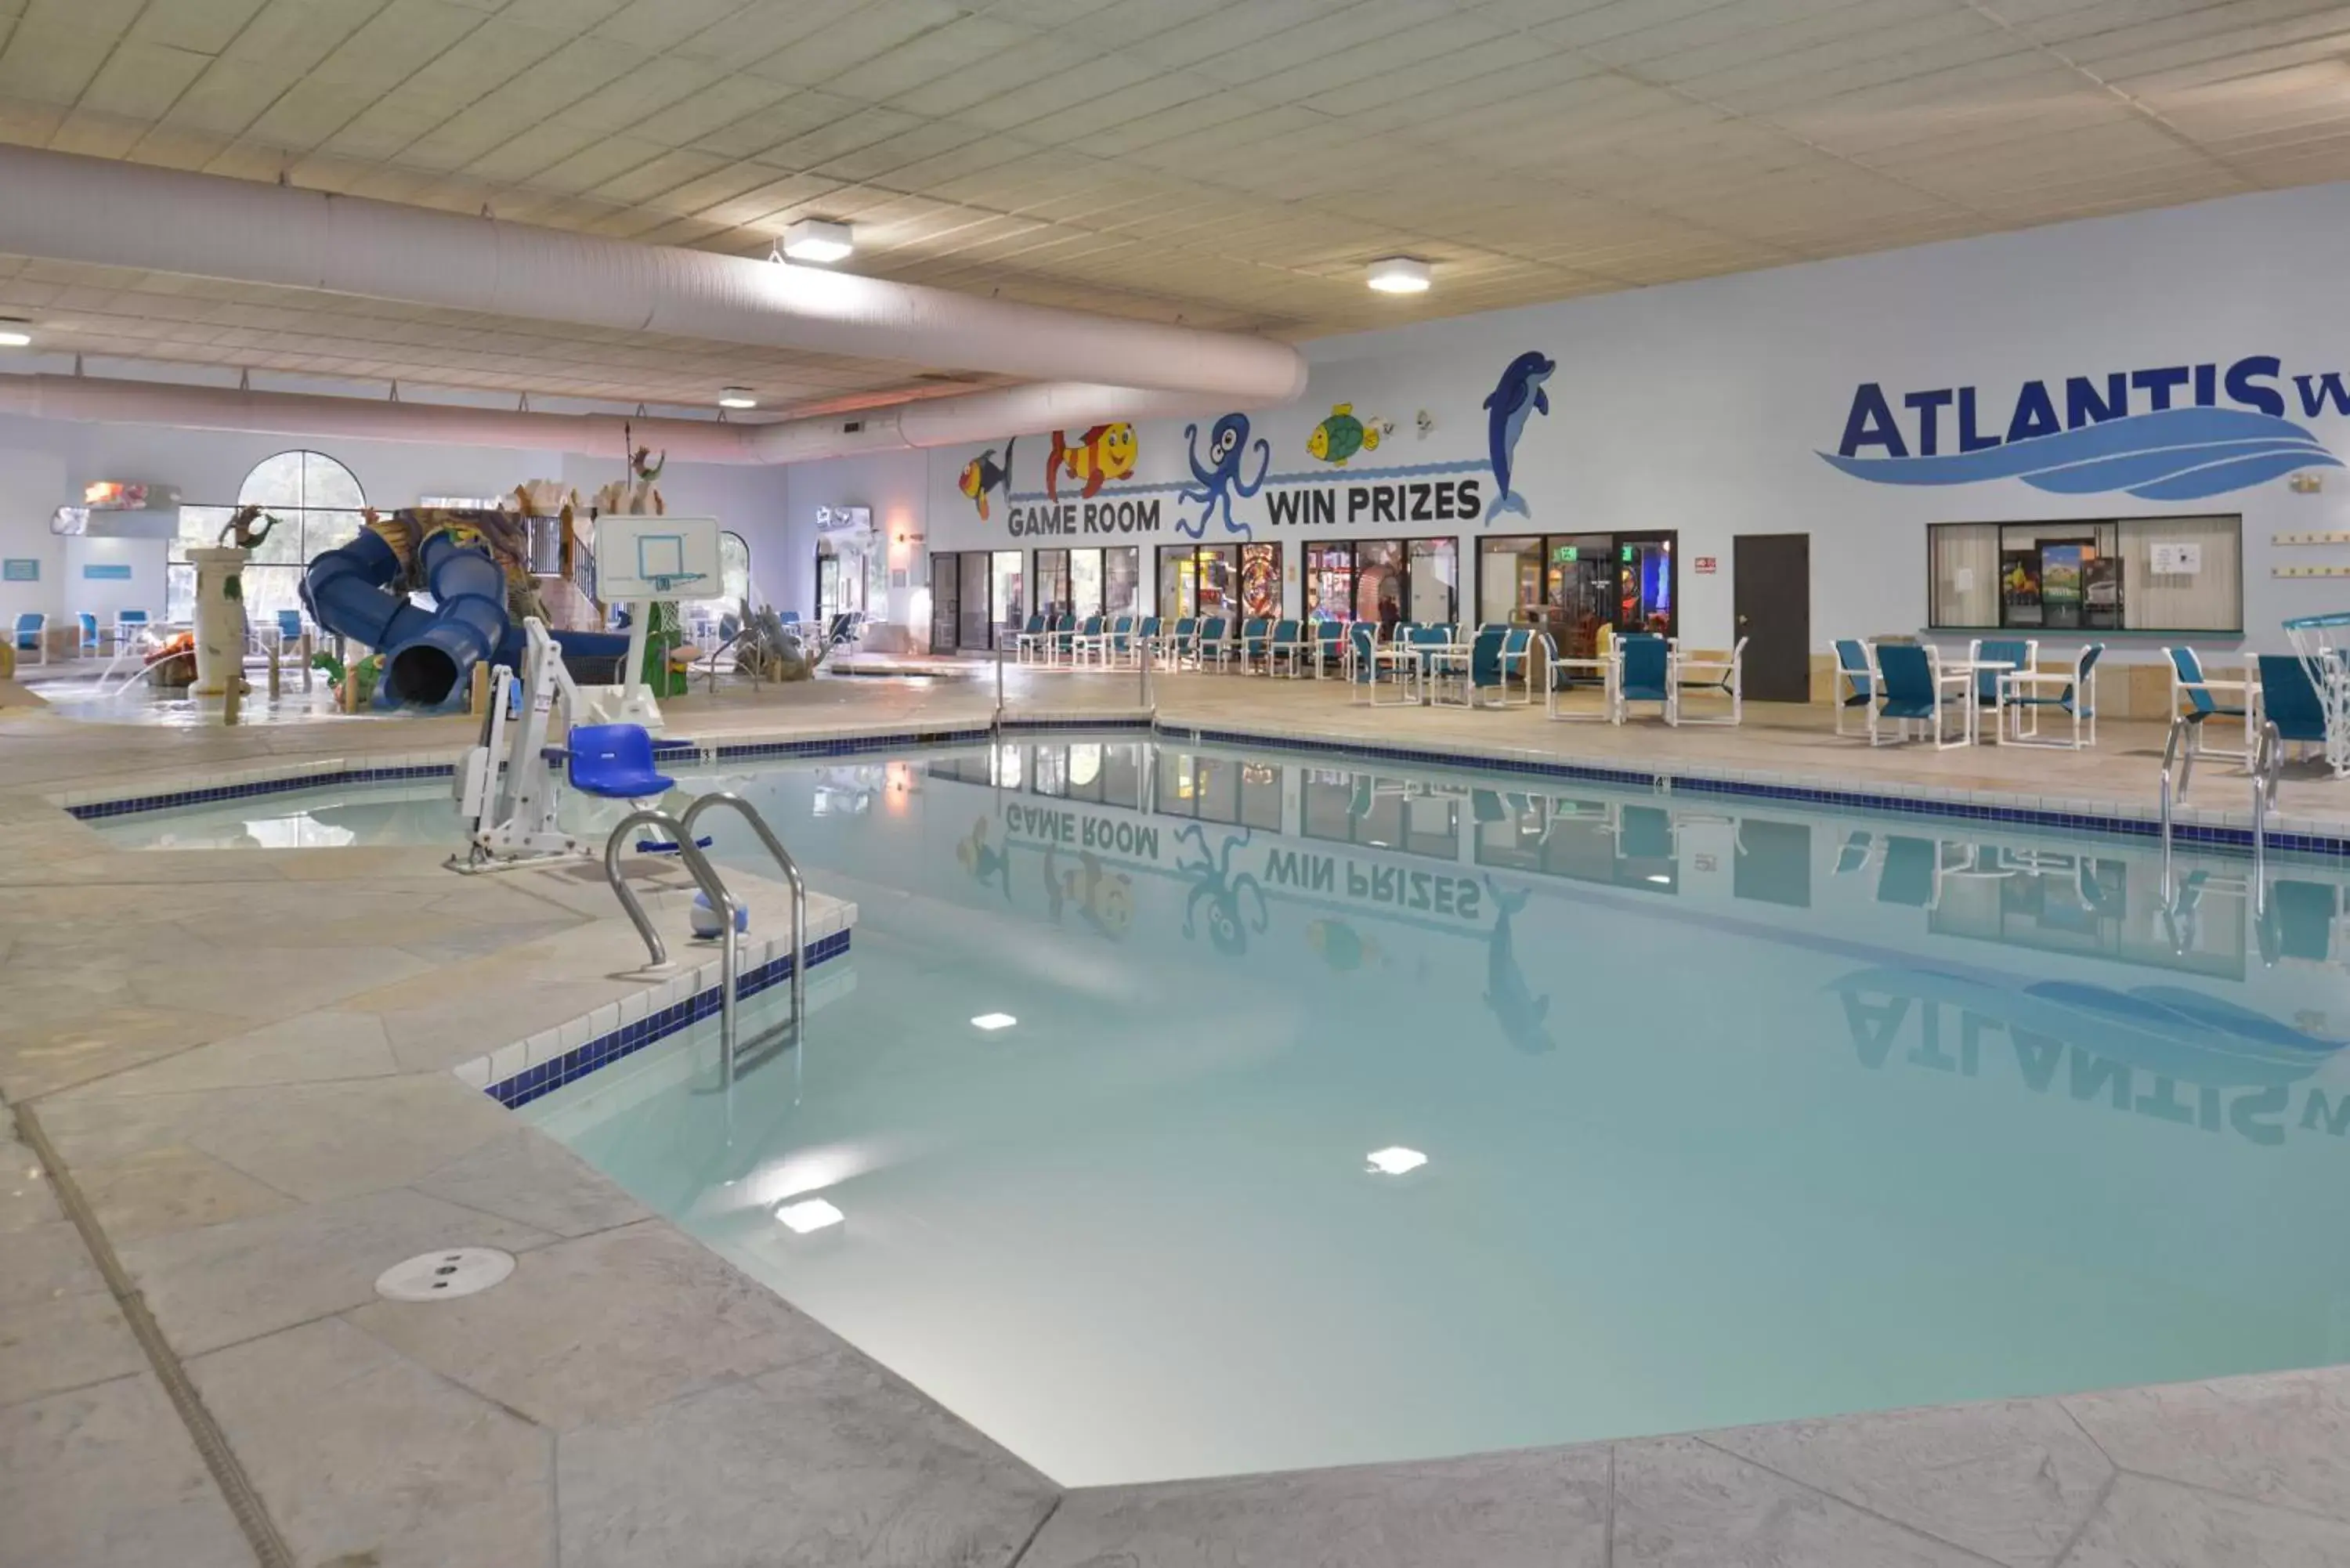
[1548,536,1615,659]
[1159,544,1194,617]
[1616,533,1678,640]
[990,549,1024,649]
[1407,537,1458,624]
[1307,541,1355,621]
[1104,547,1139,616]
[1071,547,1104,618]
[815,555,846,624]
[1355,540,1405,632]
[958,551,992,651]
[1238,543,1280,619]
[929,551,960,652]
[1034,549,1071,619]
[1195,546,1238,617]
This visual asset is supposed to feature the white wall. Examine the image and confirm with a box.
[782,446,929,633]
[889,179,2350,663]
[0,411,800,623]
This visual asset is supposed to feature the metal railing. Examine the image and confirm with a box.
[680,793,808,1086]
[602,794,807,1089]
[2160,712,2283,913]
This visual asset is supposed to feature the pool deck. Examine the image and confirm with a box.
[6,670,2350,1567]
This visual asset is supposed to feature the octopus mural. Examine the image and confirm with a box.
[1174,414,1271,540]
[1177,825,1269,956]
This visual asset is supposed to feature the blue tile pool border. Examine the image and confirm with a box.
[58,714,2346,859]
[486,927,852,1110]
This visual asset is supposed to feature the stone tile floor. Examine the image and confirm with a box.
[4,669,2347,1566]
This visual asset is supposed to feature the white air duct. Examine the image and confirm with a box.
[0,144,1307,406]
[0,372,1230,464]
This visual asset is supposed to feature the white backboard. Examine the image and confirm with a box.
[596,515,721,601]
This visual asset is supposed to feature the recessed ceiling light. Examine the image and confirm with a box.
[0,319,30,348]
[782,219,855,264]
[971,1013,1017,1031]
[717,387,757,409]
[776,1198,844,1233]
[1365,1146,1427,1176]
[1366,257,1430,294]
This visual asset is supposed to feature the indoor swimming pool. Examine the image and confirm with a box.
[98,738,2350,1484]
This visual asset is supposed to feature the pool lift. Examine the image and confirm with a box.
[449,615,807,1086]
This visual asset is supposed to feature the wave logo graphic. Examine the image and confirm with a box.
[1820,406,2343,500]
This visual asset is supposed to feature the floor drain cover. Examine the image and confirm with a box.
[374,1247,515,1302]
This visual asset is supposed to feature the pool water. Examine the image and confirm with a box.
[102,739,2350,1484]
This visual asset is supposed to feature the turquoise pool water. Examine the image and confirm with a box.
[101,739,2350,1483]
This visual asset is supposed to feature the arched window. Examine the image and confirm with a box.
[167,451,369,625]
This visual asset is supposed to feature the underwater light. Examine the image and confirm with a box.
[1647,873,1672,884]
[776,1198,844,1233]
[1367,257,1430,294]
[1365,1147,1427,1176]
[971,1013,1017,1031]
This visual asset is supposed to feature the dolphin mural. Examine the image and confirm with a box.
[1482,350,1555,522]
[1483,876,1553,1053]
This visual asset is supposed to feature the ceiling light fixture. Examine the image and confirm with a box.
[782,219,855,264]
[776,1198,844,1234]
[0,319,31,348]
[1366,1146,1428,1176]
[717,388,757,409]
[971,1013,1017,1031]
[1366,257,1431,294]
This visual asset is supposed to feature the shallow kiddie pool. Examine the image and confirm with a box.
[97,735,2350,1484]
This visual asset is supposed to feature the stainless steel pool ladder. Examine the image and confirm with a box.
[2160,713,2283,915]
[601,792,808,1087]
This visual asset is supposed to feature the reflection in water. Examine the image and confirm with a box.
[100,735,2350,1484]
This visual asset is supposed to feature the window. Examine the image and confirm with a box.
[1159,544,1238,618]
[1928,516,2241,632]
[168,450,366,623]
[1470,533,1676,654]
[1103,546,1139,616]
[1035,548,1072,618]
[1070,547,1104,619]
[1407,537,1457,623]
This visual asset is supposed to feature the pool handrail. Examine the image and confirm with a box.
[680,791,808,1087]
[602,808,742,1077]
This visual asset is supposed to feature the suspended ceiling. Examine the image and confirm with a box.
[0,0,2345,408]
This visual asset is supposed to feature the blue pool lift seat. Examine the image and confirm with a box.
[566,723,674,800]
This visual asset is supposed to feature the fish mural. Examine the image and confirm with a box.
[1483,350,1556,522]
[954,816,1014,902]
[957,437,1016,520]
[1305,918,1384,973]
[1046,424,1137,501]
[1043,845,1134,941]
[1482,876,1553,1053]
[1304,404,1392,467]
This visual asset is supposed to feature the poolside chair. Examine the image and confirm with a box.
[1967,637,2035,741]
[1674,636,1745,725]
[1161,615,1198,669]
[11,611,44,666]
[1308,619,1346,678]
[1876,836,1950,908]
[1495,626,1535,705]
[1615,634,1672,724]
[1267,618,1309,677]
[1833,638,1875,736]
[2167,645,2254,766]
[1012,613,1049,664]
[1345,622,1380,704]
[1065,613,1107,666]
[1133,615,1162,669]
[2256,653,2330,759]
[1237,616,1273,674]
[1871,642,1967,748]
[75,611,98,656]
[2001,643,2102,749]
[1464,624,1510,708]
[1833,830,1875,876]
[116,609,150,646]
[565,723,674,800]
[1097,613,1137,667]
[1199,615,1234,671]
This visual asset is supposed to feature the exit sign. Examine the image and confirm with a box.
[1694,556,1718,574]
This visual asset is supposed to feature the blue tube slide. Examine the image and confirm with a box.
[302,529,632,706]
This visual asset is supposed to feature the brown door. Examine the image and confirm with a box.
[1733,533,1810,703]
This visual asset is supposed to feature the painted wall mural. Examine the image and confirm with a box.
[1823,356,2348,500]
[956,439,1016,520]
[1304,403,1392,468]
[1481,350,1555,522]
[1045,423,1137,500]
[1174,414,1272,540]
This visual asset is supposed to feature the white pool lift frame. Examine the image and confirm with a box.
[2280,610,2350,778]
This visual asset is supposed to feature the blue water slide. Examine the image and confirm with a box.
[302,529,632,706]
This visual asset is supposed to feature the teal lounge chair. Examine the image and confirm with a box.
[1345,622,1380,703]
[1267,618,1308,677]
[1871,643,1967,748]
[1967,637,2034,740]
[1309,619,1345,678]
[1615,634,1672,724]
[1198,615,1233,670]
[2257,653,2330,753]
[11,612,44,666]
[1675,636,1744,725]
[1238,616,1273,674]
[1834,638,1874,736]
[1013,613,1050,664]
[2002,643,2102,749]
[2167,645,2252,765]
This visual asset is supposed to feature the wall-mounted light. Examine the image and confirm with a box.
[0,319,31,348]
[717,388,757,410]
[781,219,855,264]
[1366,257,1430,294]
